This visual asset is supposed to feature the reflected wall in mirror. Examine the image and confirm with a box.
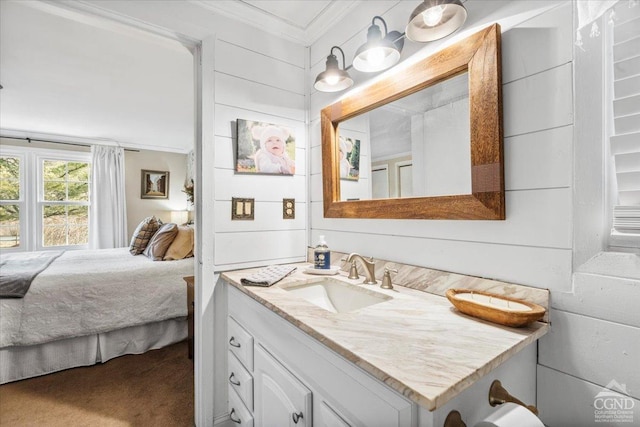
[321,24,504,220]
[338,72,470,201]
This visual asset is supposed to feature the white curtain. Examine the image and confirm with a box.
[90,145,128,249]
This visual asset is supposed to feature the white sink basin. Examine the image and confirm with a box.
[284,279,391,313]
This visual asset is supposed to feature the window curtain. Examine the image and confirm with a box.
[89,145,128,248]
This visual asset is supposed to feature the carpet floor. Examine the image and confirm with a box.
[0,341,194,427]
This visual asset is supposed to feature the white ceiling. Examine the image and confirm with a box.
[0,0,353,153]
[192,0,359,45]
[0,1,194,153]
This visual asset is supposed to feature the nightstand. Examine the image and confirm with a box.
[183,275,194,359]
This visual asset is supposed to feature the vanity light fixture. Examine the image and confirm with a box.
[314,46,354,93]
[313,1,468,93]
[405,0,468,42]
[352,16,404,73]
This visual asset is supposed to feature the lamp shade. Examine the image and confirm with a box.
[314,48,354,93]
[353,20,402,72]
[171,210,189,225]
[406,0,467,42]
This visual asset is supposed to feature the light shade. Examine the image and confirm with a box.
[406,0,467,42]
[353,17,403,73]
[171,210,189,225]
[314,47,354,93]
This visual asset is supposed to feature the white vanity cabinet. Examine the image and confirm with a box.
[254,345,312,427]
[226,284,414,427]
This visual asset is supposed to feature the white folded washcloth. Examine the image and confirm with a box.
[241,265,297,287]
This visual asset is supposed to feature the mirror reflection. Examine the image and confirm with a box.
[338,72,470,201]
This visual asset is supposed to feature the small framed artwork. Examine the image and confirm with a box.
[236,119,296,175]
[338,134,361,181]
[141,170,170,199]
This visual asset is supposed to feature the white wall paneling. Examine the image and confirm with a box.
[309,3,576,291]
[552,273,640,328]
[214,105,306,147]
[214,169,305,202]
[538,365,640,427]
[213,21,307,272]
[214,201,306,233]
[539,310,639,399]
[500,2,572,84]
[215,40,305,95]
[504,125,573,191]
[215,230,306,267]
[311,188,572,248]
[502,63,573,138]
[214,72,305,122]
[310,229,571,290]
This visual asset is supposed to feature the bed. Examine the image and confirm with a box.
[0,247,194,384]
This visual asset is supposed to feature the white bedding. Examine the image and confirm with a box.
[0,248,193,348]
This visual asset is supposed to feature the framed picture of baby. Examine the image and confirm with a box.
[338,134,361,181]
[236,119,296,175]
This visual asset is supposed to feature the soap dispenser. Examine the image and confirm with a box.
[314,235,330,269]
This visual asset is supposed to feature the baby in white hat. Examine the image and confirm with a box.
[252,125,295,175]
[339,136,353,178]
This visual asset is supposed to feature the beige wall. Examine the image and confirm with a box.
[125,149,189,239]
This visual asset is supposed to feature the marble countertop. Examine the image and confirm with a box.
[222,263,548,411]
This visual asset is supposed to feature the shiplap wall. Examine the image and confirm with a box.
[309,1,574,290]
[310,1,637,426]
[213,32,308,271]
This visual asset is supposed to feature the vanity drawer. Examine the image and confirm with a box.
[229,388,254,427]
[228,316,254,370]
[228,350,254,411]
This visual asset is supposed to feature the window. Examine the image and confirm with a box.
[40,158,91,247]
[0,145,91,252]
[606,2,640,249]
[0,154,24,249]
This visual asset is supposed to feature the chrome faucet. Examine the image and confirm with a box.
[346,253,377,284]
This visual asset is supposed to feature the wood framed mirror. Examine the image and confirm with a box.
[321,24,504,220]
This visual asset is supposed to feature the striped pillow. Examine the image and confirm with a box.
[129,216,160,255]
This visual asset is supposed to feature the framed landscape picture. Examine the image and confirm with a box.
[236,119,296,175]
[141,170,170,199]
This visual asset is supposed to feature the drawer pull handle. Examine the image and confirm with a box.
[229,337,241,348]
[292,411,303,424]
[229,372,241,386]
[230,408,241,424]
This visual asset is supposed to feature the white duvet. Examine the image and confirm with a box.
[0,248,193,347]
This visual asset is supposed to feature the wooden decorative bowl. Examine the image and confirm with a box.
[446,289,546,328]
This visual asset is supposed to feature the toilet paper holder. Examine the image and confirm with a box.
[488,380,538,415]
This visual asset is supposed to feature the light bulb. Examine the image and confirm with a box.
[422,5,444,27]
[325,75,340,86]
[367,47,385,66]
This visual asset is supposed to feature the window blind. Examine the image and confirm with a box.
[610,2,640,236]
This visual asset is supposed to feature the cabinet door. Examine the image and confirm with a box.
[254,345,312,427]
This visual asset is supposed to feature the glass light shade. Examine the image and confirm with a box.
[406,0,467,42]
[314,53,354,92]
[353,24,402,72]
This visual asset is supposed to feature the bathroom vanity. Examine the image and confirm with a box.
[219,259,548,427]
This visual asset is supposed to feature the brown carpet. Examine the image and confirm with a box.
[0,341,194,427]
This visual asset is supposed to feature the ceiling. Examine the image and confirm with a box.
[192,0,359,45]
[0,0,357,153]
[0,1,194,153]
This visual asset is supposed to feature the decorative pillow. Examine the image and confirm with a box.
[129,216,160,255]
[144,223,179,261]
[164,225,194,260]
